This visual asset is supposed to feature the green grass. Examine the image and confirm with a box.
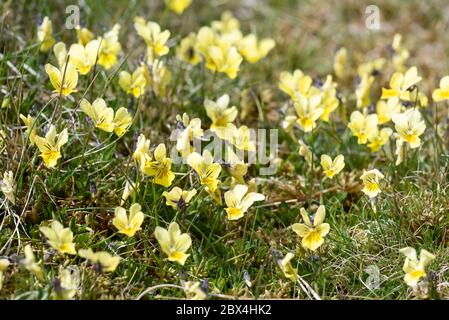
[0,0,449,300]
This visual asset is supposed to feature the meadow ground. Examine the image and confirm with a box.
[0,0,449,300]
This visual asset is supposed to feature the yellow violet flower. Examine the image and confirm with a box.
[187,150,222,192]
[52,267,79,300]
[35,125,68,168]
[1,171,15,204]
[347,111,378,144]
[142,143,175,187]
[360,169,384,198]
[183,281,207,300]
[177,33,202,65]
[75,25,94,46]
[357,58,385,78]
[39,221,76,255]
[68,40,100,75]
[175,113,204,158]
[391,34,410,72]
[206,44,243,79]
[355,74,374,109]
[20,245,44,281]
[113,203,144,237]
[0,258,9,290]
[45,62,78,97]
[97,24,122,70]
[279,69,315,99]
[162,187,197,210]
[204,94,238,139]
[298,139,313,167]
[149,59,172,97]
[231,126,256,151]
[225,147,248,184]
[292,205,330,251]
[432,76,449,102]
[294,94,323,132]
[80,98,115,132]
[78,248,121,273]
[165,0,192,15]
[320,154,345,179]
[381,66,421,100]
[37,16,55,52]
[119,67,147,98]
[399,247,435,287]
[133,134,151,171]
[376,98,401,125]
[392,109,426,149]
[211,11,240,34]
[113,107,132,137]
[367,128,393,152]
[134,18,170,62]
[333,47,347,79]
[121,180,137,205]
[320,76,339,122]
[53,42,68,68]
[277,252,297,281]
[224,184,264,220]
[154,221,192,266]
[237,34,275,64]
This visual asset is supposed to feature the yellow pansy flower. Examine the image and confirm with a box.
[53,42,68,68]
[0,258,10,290]
[367,127,393,152]
[165,0,192,15]
[294,94,323,132]
[45,62,78,97]
[355,74,374,109]
[432,76,449,102]
[320,154,345,179]
[142,143,175,187]
[392,109,426,149]
[97,24,122,70]
[298,139,313,166]
[360,169,384,198]
[206,44,242,79]
[183,281,207,300]
[113,107,132,137]
[279,69,315,99]
[237,34,275,64]
[119,67,147,98]
[75,25,94,46]
[177,33,202,65]
[376,97,401,125]
[162,187,197,210]
[1,170,15,204]
[80,98,115,132]
[35,125,68,168]
[231,126,256,151]
[381,66,421,100]
[292,205,330,251]
[391,34,409,71]
[149,59,172,97]
[175,113,204,158]
[399,247,435,287]
[211,11,240,34]
[357,58,385,78]
[121,180,137,206]
[37,16,55,52]
[225,147,248,184]
[333,47,346,79]
[78,248,121,273]
[320,76,339,122]
[187,150,222,192]
[39,220,76,255]
[154,221,192,266]
[224,184,265,220]
[20,245,44,281]
[113,203,144,237]
[68,40,100,75]
[51,267,79,300]
[277,252,297,281]
[347,111,378,144]
[133,134,152,171]
[204,94,238,139]
[134,18,170,62]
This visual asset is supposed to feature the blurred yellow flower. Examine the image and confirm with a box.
[79,248,121,273]
[165,0,192,15]
[277,252,297,281]
[175,113,203,158]
[183,281,207,300]
[391,34,409,71]
[333,47,347,79]
[39,221,76,255]
[142,143,175,187]
[225,147,248,184]
[53,42,67,68]
[357,58,385,78]
[155,222,192,265]
[279,69,315,99]
[224,184,264,220]
[187,150,222,192]
[367,128,393,152]
[204,94,238,139]
[45,63,78,96]
[381,66,421,100]
[211,11,240,34]
[20,113,37,145]
[360,169,384,198]
[133,134,151,171]
[355,74,374,109]
[0,258,10,290]
[37,16,55,52]
[75,25,94,46]
[97,24,122,70]
[347,111,378,144]
[35,125,68,168]
[113,107,132,137]
[135,18,170,62]
[113,203,144,237]
[231,126,256,151]
[320,154,345,179]
[376,98,401,125]
[80,98,115,132]
[177,33,202,65]
[121,180,137,205]
[162,187,197,210]
[68,40,100,75]
[432,76,449,102]
[51,267,79,300]
[294,94,323,132]
[1,171,15,204]
[392,109,426,149]
[21,245,44,281]
[206,44,242,79]
[298,139,313,166]
[237,34,275,64]
[399,247,435,287]
[292,205,330,251]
